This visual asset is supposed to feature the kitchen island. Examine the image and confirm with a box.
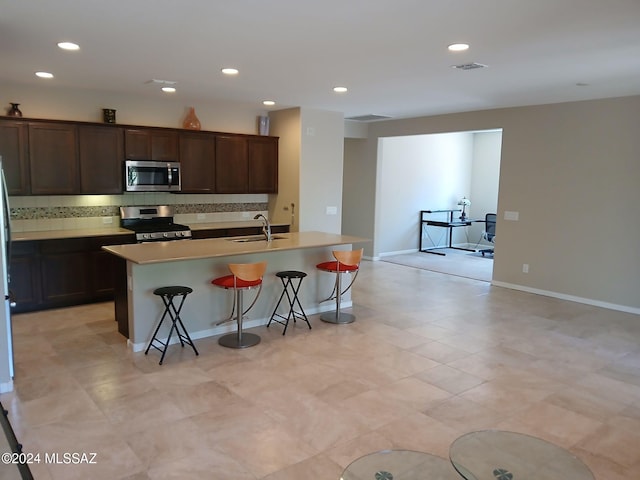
[103,231,368,351]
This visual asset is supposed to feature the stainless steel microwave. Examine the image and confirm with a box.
[124,160,181,192]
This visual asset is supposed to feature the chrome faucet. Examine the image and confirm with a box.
[254,214,272,242]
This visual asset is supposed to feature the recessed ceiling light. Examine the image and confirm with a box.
[448,43,470,52]
[263,100,275,106]
[57,42,80,51]
[333,86,348,93]
[161,87,176,93]
[221,68,239,75]
[35,71,54,78]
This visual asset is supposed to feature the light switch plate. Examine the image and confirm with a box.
[326,206,337,215]
[504,211,519,221]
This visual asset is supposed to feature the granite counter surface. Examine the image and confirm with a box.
[102,231,368,265]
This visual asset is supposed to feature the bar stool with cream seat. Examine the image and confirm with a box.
[211,261,267,348]
[316,248,363,324]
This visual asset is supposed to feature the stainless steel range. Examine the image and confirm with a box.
[120,206,192,242]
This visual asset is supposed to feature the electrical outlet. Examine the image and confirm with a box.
[197,213,206,220]
[522,263,529,273]
[326,206,337,215]
[102,217,113,225]
[242,212,250,218]
[504,211,519,221]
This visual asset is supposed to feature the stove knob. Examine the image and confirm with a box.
[163,232,169,238]
[143,234,150,240]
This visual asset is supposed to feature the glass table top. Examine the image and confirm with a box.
[449,430,595,480]
[341,449,461,480]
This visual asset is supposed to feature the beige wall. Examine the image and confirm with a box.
[347,95,640,313]
[2,82,263,133]
[269,108,302,229]
[299,108,345,234]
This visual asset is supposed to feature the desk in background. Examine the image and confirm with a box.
[419,209,476,256]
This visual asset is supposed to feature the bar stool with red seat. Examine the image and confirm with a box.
[211,261,267,348]
[316,248,363,324]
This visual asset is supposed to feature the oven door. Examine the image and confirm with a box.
[125,160,181,192]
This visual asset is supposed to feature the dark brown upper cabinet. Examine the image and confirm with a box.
[215,135,278,194]
[0,118,278,196]
[0,119,30,195]
[215,135,249,193]
[125,128,178,161]
[29,122,78,195]
[248,137,278,193]
[78,125,124,194]
[179,132,216,192]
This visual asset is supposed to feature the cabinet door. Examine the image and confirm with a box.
[215,135,248,193]
[0,120,30,195]
[151,131,178,160]
[78,125,124,194]
[29,123,78,194]
[248,137,278,193]
[179,132,215,192]
[125,129,178,161]
[40,239,90,305]
[87,235,135,297]
[124,129,150,160]
[9,242,41,313]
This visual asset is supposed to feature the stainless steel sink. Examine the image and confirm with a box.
[227,235,288,243]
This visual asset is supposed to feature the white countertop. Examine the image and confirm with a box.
[102,231,369,265]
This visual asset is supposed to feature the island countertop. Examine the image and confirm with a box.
[102,231,369,265]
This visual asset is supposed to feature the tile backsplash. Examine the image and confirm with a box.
[9,193,269,232]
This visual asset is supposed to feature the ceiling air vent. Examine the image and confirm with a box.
[452,62,488,71]
[346,114,392,122]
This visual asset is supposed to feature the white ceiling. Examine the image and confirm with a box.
[2,0,640,120]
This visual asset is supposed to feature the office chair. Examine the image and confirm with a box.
[479,213,496,257]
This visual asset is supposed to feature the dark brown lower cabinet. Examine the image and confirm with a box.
[40,238,90,305]
[9,242,41,309]
[10,234,135,314]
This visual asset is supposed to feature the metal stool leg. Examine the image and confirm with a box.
[268,274,310,335]
[145,291,199,365]
[287,276,311,331]
[320,271,356,324]
[268,277,291,331]
[218,288,261,348]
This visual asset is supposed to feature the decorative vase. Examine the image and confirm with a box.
[183,107,201,130]
[102,108,116,124]
[7,103,22,117]
[258,115,270,135]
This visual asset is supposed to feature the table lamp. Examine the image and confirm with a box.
[457,197,470,220]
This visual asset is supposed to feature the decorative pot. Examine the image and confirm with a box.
[7,103,22,117]
[102,108,116,123]
[183,107,201,130]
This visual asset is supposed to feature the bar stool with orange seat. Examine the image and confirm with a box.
[211,261,267,348]
[316,248,363,324]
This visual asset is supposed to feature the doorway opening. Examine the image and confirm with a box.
[375,129,502,281]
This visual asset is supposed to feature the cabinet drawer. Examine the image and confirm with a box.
[40,238,88,254]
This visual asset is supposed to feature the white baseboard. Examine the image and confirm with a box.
[492,281,640,315]
[379,249,418,257]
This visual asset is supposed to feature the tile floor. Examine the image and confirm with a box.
[1,260,640,479]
